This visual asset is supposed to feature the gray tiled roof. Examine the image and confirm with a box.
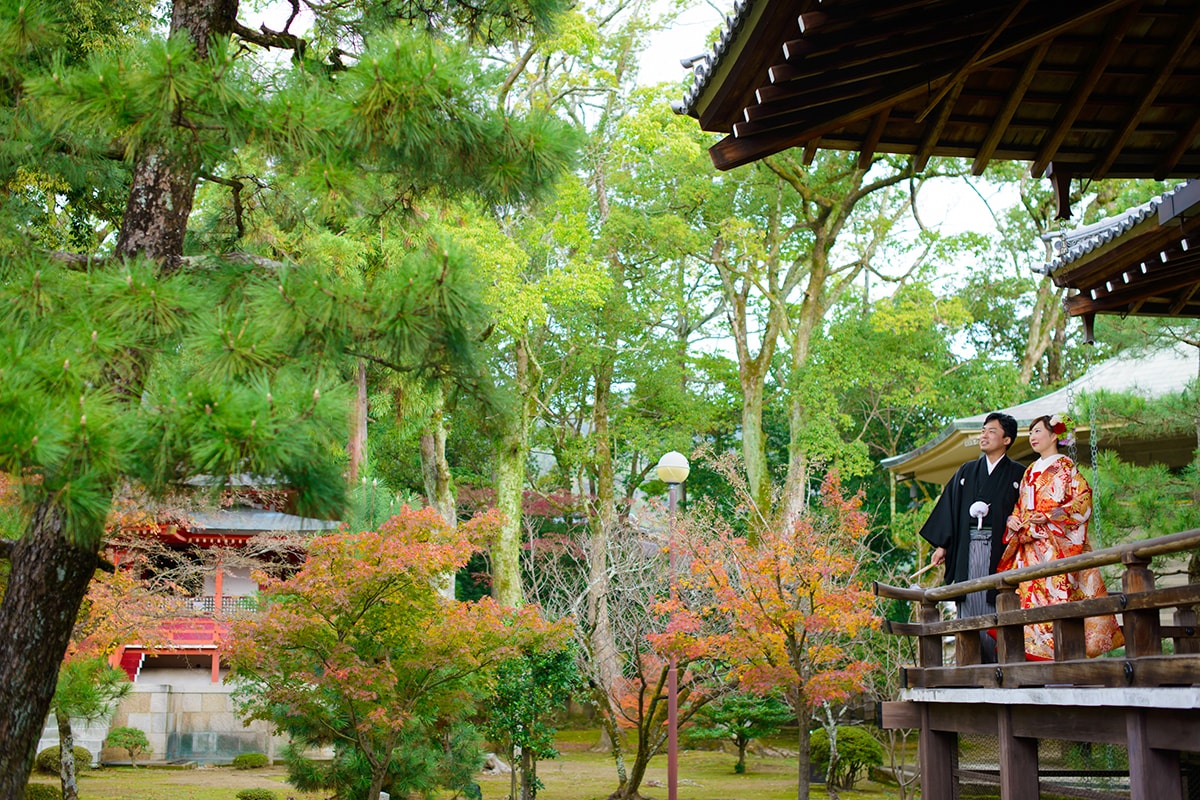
[670,0,753,115]
[1039,181,1192,275]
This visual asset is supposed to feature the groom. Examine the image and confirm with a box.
[919,412,1025,663]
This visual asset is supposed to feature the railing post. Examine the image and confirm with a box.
[1121,555,1162,658]
[918,600,943,668]
[994,587,1026,669]
[1053,617,1086,661]
[1172,608,1200,655]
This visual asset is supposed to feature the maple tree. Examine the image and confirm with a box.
[225,506,568,800]
[655,462,878,800]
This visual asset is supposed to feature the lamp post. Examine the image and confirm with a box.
[656,451,689,800]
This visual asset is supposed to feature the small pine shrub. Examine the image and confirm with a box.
[232,752,270,770]
[22,784,64,800]
[235,790,277,800]
[105,726,151,767]
[33,746,92,774]
[810,726,886,790]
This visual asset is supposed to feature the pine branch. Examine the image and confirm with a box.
[231,20,306,58]
[199,172,246,239]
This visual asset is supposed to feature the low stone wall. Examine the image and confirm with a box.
[100,678,282,765]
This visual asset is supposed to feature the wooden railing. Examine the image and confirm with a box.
[874,528,1200,687]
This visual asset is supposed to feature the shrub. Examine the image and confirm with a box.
[106,726,151,767]
[810,726,886,790]
[33,746,92,775]
[232,752,270,770]
[235,790,277,800]
[22,784,64,800]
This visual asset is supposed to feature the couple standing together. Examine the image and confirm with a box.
[919,412,1123,662]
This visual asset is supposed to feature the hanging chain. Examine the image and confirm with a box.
[1065,378,1078,462]
[1085,344,1102,542]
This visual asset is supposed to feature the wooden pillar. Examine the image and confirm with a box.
[998,706,1039,799]
[955,629,981,666]
[1121,555,1162,658]
[211,650,220,684]
[919,704,958,800]
[994,588,1026,669]
[919,601,944,668]
[1127,709,1181,800]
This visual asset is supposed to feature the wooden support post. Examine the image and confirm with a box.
[1173,608,1200,655]
[919,704,958,800]
[1127,709,1182,800]
[919,601,944,668]
[995,588,1026,669]
[1053,617,1086,662]
[955,630,981,667]
[1122,555,1162,658]
[998,706,1039,800]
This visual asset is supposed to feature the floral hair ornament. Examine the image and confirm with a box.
[1048,412,1076,447]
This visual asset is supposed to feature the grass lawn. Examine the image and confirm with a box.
[36,732,906,800]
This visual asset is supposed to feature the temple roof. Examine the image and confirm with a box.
[675,0,1200,177]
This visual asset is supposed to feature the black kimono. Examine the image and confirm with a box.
[919,455,1026,586]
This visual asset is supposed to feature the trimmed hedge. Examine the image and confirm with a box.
[235,790,277,800]
[232,752,270,770]
[22,784,64,800]
[33,746,92,774]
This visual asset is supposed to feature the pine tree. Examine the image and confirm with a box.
[0,0,575,793]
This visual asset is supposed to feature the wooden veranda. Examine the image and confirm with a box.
[875,529,1200,800]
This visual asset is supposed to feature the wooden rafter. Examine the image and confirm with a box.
[1030,2,1142,178]
[1095,5,1200,179]
[913,0,1031,124]
[972,40,1050,174]
[859,108,891,168]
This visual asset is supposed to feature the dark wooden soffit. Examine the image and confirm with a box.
[1047,182,1200,318]
[683,0,1200,178]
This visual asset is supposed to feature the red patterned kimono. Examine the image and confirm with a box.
[998,455,1123,660]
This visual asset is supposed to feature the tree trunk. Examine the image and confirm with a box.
[420,385,458,598]
[347,360,368,483]
[0,504,99,798]
[0,2,231,794]
[520,745,534,800]
[739,361,772,539]
[56,709,80,800]
[608,732,655,800]
[796,706,813,800]
[418,386,456,527]
[493,338,532,607]
[588,358,622,739]
[367,766,386,800]
[737,739,748,773]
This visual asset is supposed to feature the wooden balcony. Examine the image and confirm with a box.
[875,528,1200,800]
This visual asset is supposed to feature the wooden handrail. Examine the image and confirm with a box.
[874,527,1200,602]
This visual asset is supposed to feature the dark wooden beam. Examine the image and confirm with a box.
[1156,111,1200,180]
[1030,2,1141,179]
[916,77,966,171]
[859,108,891,168]
[709,0,1146,170]
[973,40,1049,174]
[1048,162,1073,220]
[914,0,1031,124]
[1094,5,1200,179]
[998,706,1040,799]
[1128,709,1183,800]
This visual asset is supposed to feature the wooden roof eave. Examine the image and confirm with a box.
[702,0,1147,172]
